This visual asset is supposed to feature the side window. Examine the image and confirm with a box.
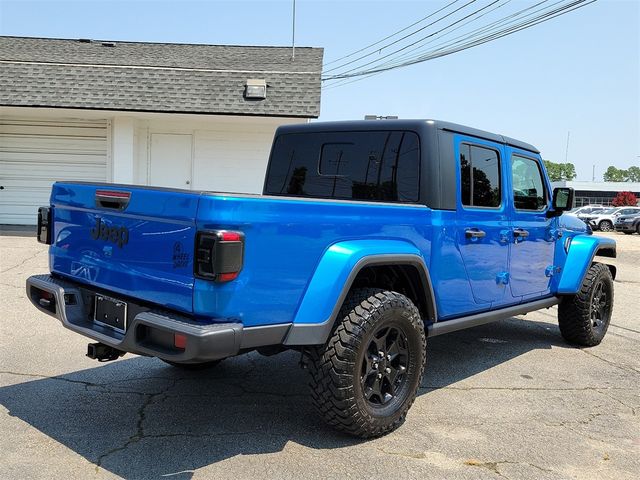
[511,155,547,211]
[265,131,420,202]
[460,143,501,208]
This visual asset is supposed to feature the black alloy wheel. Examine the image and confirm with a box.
[360,325,410,407]
[590,279,610,335]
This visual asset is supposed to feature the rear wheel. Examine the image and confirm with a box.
[598,220,614,232]
[558,263,613,347]
[161,359,222,370]
[306,288,426,438]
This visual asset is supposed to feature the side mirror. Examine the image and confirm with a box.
[548,187,574,217]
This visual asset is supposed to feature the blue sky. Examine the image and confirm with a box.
[1,0,638,181]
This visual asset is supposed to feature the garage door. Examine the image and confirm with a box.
[0,118,108,225]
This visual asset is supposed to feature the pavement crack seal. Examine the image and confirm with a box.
[376,447,427,460]
[598,390,637,416]
[464,459,555,479]
[94,377,178,472]
[579,348,640,375]
[0,250,45,274]
[0,370,102,390]
[609,323,640,335]
[419,385,632,392]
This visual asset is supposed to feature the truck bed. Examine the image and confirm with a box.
[49,182,432,327]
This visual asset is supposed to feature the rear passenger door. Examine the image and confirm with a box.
[506,148,555,299]
[455,136,510,309]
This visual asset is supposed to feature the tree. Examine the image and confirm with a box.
[628,166,640,182]
[603,166,628,182]
[563,163,576,181]
[611,191,638,207]
[543,160,577,182]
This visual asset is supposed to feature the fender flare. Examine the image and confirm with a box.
[557,234,616,294]
[283,239,436,346]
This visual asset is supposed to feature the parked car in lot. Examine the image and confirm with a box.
[569,205,604,216]
[26,120,617,438]
[615,213,640,234]
[584,206,640,232]
[569,206,609,222]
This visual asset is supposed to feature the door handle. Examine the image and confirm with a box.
[513,228,530,240]
[465,228,486,239]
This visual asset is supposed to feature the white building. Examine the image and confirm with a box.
[551,181,640,206]
[0,36,323,224]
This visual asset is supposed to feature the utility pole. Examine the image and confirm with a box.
[564,131,570,163]
[291,0,296,61]
[592,165,596,182]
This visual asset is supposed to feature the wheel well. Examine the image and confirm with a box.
[595,262,617,280]
[350,264,435,321]
[594,245,616,258]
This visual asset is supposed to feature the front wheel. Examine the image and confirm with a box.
[598,220,614,232]
[558,263,613,347]
[306,288,426,438]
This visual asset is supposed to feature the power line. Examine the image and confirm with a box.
[370,0,558,71]
[324,0,504,77]
[404,0,593,68]
[365,0,521,71]
[354,0,553,76]
[323,0,595,83]
[323,0,480,74]
[323,0,552,80]
[323,0,463,68]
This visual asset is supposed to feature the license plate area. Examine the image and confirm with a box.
[94,295,127,333]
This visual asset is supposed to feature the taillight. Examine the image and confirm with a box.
[195,230,244,282]
[37,206,52,244]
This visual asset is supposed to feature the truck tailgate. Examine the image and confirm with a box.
[49,182,199,314]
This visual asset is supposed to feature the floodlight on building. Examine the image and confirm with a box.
[245,79,267,99]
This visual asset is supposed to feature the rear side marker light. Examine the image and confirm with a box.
[174,333,187,350]
[218,272,239,282]
[195,230,244,282]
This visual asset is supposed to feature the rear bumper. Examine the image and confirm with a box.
[26,274,290,363]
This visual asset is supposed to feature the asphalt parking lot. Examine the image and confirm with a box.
[1,230,638,480]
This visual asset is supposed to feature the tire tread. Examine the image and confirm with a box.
[558,262,613,347]
[306,288,426,438]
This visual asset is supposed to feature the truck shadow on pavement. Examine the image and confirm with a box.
[0,316,567,478]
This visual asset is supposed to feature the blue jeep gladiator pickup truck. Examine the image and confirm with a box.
[27,120,616,438]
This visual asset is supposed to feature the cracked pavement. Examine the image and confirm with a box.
[1,230,638,479]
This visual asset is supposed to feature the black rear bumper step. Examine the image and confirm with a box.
[26,274,290,363]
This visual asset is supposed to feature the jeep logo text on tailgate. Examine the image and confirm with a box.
[90,217,129,248]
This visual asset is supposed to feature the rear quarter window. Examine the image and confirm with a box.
[264,131,421,203]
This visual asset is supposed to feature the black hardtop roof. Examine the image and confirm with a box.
[276,119,540,154]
